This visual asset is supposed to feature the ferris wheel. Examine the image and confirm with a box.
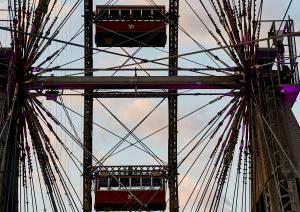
[0,0,300,211]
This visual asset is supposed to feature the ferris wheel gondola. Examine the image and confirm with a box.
[94,5,167,47]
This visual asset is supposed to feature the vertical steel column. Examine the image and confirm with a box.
[83,0,93,211]
[168,0,179,211]
[0,112,19,212]
[0,81,19,212]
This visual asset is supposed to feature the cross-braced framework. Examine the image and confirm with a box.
[1,0,300,212]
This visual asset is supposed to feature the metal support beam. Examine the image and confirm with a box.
[30,76,241,90]
[0,48,18,212]
[92,91,174,98]
[89,91,234,98]
[252,66,300,211]
[83,0,93,211]
[168,0,179,210]
[0,105,19,212]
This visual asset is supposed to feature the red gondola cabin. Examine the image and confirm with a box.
[94,166,167,211]
[94,5,167,47]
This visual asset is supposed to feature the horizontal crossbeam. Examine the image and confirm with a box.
[32,91,236,99]
[29,76,242,90]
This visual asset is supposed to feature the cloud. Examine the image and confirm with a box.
[6,0,300,211]
[178,174,196,208]
[114,99,168,150]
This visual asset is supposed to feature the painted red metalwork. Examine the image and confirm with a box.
[94,189,166,211]
[94,5,167,47]
[96,22,165,33]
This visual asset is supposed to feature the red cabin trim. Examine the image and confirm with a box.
[95,22,165,33]
[94,190,166,211]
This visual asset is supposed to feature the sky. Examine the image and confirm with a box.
[1,0,300,211]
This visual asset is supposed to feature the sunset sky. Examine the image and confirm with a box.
[1,0,300,211]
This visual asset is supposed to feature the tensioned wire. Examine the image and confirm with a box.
[52,94,226,163]
[95,98,167,165]
[20,30,300,81]
[33,0,219,75]
[8,0,298,209]
[40,0,228,73]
